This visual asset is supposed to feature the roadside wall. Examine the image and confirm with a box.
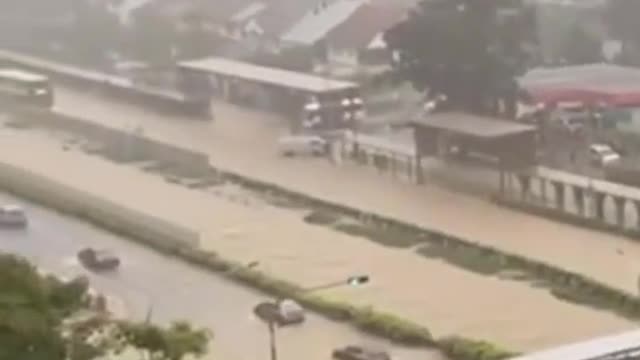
[0,161,199,250]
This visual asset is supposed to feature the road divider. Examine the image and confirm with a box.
[0,161,199,250]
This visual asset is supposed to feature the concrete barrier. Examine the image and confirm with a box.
[18,109,209,175]
[0,161,199,250]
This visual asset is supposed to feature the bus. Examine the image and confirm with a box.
[0,68,53,108]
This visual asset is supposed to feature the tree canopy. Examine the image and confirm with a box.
[384,0,538,117]
[604,0,640,65]
[0,253,210,360]
[560,23,603,65]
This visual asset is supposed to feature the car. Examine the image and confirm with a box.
[589,144,620,167]
[77,248,120,271]
[253,298,305,326]
[277,135,327,157]
[276,298,305,324]
[0,204,28,228]
[332,345,391,360]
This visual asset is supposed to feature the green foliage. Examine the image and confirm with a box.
[384,0,537,116]
[0,253,210,360]
[561,23,603,65]
[438,336,519,360]
[115,321,210,360]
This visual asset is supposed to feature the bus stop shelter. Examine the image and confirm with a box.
[412,112,537,189]
[178,57,360,129]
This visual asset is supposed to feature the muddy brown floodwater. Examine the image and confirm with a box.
[0,121,635,353]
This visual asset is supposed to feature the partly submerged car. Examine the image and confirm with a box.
[77,248,120,272]
[0,204,28,228]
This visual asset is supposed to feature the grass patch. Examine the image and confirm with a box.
[417,244,506,276]
[303,210,341,226]
[333,222,425,248]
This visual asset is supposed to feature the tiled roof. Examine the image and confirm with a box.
[281,0,367,46]
[325,2,407,50]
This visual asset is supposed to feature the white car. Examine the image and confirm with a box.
[276,298,305,324]
[277,135,327,157]
[0,204,27,228]
[589,144,620,166]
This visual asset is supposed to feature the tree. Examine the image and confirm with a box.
[561,23,603,65]
[127,8,179,64]
[384,0,537,117]
[605,0,640,64]
[0,253,210,360]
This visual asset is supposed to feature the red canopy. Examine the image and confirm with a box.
[520,64,640,107]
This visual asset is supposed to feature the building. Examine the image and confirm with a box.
[323,2,407,69]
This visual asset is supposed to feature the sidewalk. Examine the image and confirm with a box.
[53,86,640,295]
[0,127,633,351]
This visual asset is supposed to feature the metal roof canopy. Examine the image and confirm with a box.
[510,329,640,360]
[178,57,357,94]
[413,112,536,139]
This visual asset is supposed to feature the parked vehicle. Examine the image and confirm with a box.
[77,248,120,271]
[277,135,327,157]
[589,144,620,167]
[0,204,28,228]
[332,345,391,360]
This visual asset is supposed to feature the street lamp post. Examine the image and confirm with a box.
[253,274,370,360]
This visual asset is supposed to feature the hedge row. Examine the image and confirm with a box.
[0,168,517,360]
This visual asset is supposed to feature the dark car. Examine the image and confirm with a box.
[332,346,391,360]
[77,248,120,271]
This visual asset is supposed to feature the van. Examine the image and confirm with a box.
[277,135,327,157]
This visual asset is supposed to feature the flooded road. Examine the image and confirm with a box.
[0,189,443,360]
[51,86,640,297]
[0,119,635,352]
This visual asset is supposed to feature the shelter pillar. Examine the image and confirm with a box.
[635,201,640,230]
[593,192,606,222]
[614,197,626,228]
[552,181,564,210]
[573,186,585,217]
[415,155,424,185]
[518,174,531,201]
[539,178,548,205]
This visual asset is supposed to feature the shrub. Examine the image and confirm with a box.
[438,336,520,360]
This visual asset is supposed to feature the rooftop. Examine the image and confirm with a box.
[412,112,536,138]
[179,57,357,93]
[325,2,408,50]
[281,0,367,46]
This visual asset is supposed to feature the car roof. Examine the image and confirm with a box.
[590,144,612,151]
